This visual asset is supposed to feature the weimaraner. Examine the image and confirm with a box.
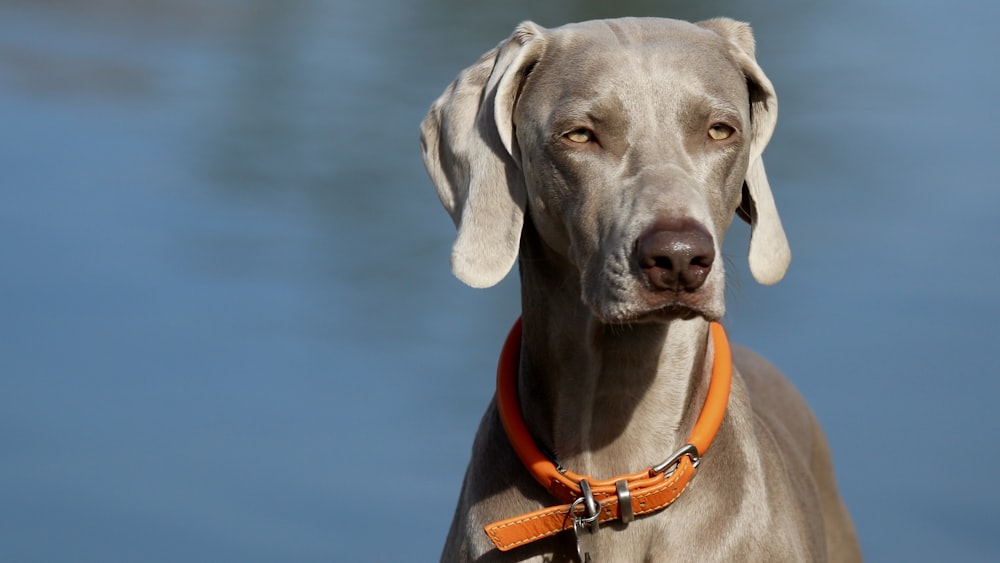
[420,17,861,562]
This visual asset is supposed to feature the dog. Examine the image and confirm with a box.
[420,17,861,562]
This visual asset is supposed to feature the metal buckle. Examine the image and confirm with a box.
[651,443,700,476]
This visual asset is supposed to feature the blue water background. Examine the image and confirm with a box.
[2,0,998,560]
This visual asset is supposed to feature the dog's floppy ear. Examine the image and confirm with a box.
[420,22,546,288]
[699,18,791,285]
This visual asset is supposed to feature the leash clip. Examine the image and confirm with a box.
[571,479,600,562]
[651,443,701,477]
[570,478,601,532]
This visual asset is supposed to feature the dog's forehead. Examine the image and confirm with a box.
[535,18,746,103]
[550,17,714,47]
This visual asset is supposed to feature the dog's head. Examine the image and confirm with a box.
[420,17,790,323]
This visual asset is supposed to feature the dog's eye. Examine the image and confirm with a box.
[708,123,735,141]
[564,129,594,143]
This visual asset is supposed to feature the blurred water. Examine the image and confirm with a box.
[1,0,998,561]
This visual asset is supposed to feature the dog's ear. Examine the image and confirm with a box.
[698,18,791,286]
[420,22,546,288]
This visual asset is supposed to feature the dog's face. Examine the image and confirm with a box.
[512,21,755,322]
[421,18,790,323]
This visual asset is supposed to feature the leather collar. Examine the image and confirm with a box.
[485,318,733,552]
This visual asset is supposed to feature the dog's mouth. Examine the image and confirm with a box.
[648,302,712,322]
[629,299,718,324]
[590,290,721,325]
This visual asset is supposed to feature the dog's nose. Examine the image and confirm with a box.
[637,224,715,292]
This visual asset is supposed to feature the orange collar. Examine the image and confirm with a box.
[485,318,733,552]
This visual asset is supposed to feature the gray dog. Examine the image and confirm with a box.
[421,17,861,562]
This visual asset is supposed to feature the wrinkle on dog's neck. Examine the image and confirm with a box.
[517,232,712,478]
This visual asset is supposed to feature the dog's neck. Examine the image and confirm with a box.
[517,224,713,479]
